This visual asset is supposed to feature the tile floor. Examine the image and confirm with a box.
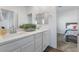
[57,34,78,52]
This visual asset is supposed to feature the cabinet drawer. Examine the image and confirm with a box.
[0,41,20,52]
[0,35,34,52]
[18,35,34,46]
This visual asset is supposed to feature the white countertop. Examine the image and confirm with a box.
[0,27,49,46]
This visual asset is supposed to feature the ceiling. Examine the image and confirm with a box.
[57,6,79,13]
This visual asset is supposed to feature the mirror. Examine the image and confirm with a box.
[36,13,44,24]
[36,13,48,25]
[0,9,17,33]
[27,13,32,24]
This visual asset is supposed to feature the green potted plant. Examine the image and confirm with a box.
[19,24,36,32]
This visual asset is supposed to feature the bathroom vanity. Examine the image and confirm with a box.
[0,8,50,52]
[0,28,49,52]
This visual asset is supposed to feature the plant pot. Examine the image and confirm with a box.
[24,28,36,32]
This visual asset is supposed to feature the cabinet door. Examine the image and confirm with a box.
[0,41,21,52]
[43,31,49,51]
[21,41,34,52]
[12,48,21,52]
[34,33,42,52]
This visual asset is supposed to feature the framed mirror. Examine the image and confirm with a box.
[27,13,32,24]
[0,9,17,33]
[36,13,48,25]
[36,13,44,25]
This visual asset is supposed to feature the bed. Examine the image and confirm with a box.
[65,23,78,43]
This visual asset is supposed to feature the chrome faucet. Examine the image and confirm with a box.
[9,25,16,33]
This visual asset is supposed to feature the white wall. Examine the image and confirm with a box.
[48,7,57,48]
[29,6,57,48]
[57,8,78,34]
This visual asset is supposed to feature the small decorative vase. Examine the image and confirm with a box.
[0,29,7,38]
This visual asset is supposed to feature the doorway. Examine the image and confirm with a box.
[57,6,78,52]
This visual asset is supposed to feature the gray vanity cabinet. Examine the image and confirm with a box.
[0,30,49,52]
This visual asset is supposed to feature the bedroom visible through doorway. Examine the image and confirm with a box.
[57,6,78,52]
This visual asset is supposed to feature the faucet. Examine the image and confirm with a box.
[9,25,16,33]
